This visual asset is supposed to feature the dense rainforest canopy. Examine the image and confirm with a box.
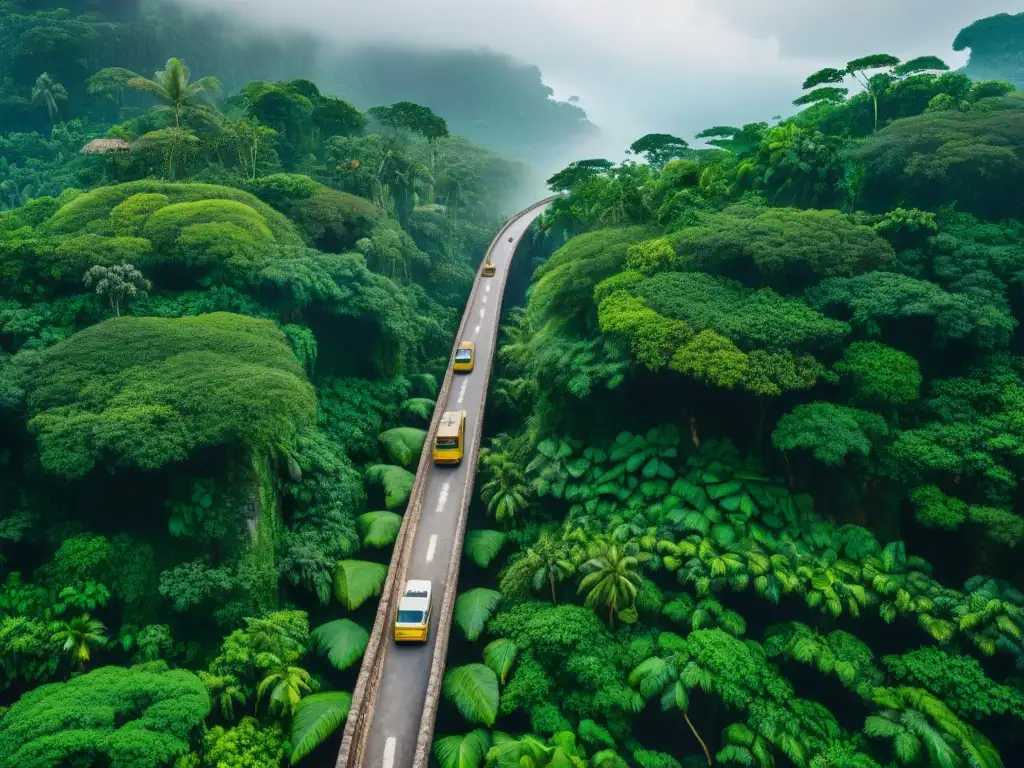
[0,0,595,188]
[3,2,1024,768]
[425,12,1024,768]
[0,1,529,765]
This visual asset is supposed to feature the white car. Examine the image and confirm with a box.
[394,579,432,643]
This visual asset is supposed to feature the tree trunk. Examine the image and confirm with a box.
[549,572,558,605]
[872,94,879,131]
[683,710,713,766]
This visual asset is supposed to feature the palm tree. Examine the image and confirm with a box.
[244,615,305,659]
[479,450,531,524]
[52,615,106,671]
[31,73,68,131]
[126,57,222,128]
[198,671,247,720]
[629,651,713,765]
[577,538,641,628]
[865,686,1002,768]
[257,662,313,717]
[500,531,575,604]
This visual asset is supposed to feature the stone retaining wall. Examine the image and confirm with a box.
[335,196,558,768]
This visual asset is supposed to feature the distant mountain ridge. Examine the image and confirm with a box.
[0,0,599,173]
[955,12,1024,89]
[319,46,599,168]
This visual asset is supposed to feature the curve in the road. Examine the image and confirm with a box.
[336,198,557,768]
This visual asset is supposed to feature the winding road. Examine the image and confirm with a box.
[337,199,555,768]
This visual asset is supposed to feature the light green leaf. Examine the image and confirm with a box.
[358,511,403,548]
[708,481,742,500]
[483,638,518,684]
[454,588,501,641]
[334,560,388,610]
[464,530,507,568]
[443,664,499,726]
[290,691,352,763]
[366,464,415,509]
[310,619,370,671]
[435,730,492,768]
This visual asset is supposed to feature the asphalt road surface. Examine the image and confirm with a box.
[358,203,551,768]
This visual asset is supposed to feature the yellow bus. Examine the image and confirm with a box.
[394,579,432,643]
[454,341,475,373]
[433,410,466,465]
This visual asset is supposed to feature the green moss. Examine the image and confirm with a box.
[241,451,282,611]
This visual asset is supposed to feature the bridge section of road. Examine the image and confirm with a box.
[336,198,556,768]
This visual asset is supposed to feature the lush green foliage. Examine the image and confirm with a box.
[433,14,1024,768]
[0,663,210,767]
[0,8,527,765]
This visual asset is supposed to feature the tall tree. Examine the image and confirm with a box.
[577,538,641,627]
[628,133,690,170]
[51,615,106,671]
[500,531,575,603]
[31,73,68,131]
[796,54,950,130]
[126,58,222,128]
[257,662,313,717]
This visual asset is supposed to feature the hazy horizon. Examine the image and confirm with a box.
[172,0,1022,165]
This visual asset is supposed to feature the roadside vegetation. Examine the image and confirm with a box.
[432,21,1024,768]
[0,3,524,766]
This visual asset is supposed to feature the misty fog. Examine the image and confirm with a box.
[170,0,1021,170]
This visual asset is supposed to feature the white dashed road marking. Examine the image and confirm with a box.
[437,482,450,512]
[479,308,485,318]
[486,283,491,292]
[457,379,468,404]
[473,324,481,336]
[426,534,438,563]
[383,738,396,768]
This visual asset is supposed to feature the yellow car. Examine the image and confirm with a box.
[454,341,474,373]
[433,410,466,465]
[483,261,496,277]
[394,579,432,643]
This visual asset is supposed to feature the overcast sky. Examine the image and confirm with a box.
[180,0,1020,156]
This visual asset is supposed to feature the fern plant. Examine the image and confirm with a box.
[378,427,427,467]
[401,397,436,422]
[357,511,402,548]
[442,664,499,726]
[290,691,352,763]
[309,619,369,671]
[454,588,501,641]
[365,464,415,509]
[333,561,388,610]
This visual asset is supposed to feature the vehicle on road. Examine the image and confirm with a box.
[433,410,466,465]
[394,579,432,643]
[483,260,496,277]
[454,340,475,372]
